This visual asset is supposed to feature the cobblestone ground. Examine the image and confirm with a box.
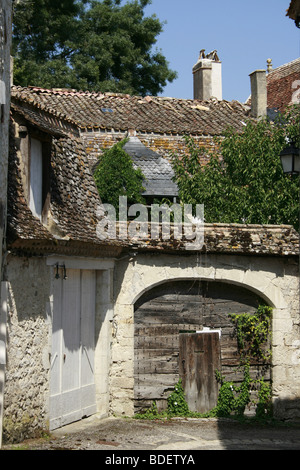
[2,415,300,452]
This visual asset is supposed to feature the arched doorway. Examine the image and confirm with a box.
[134,279,269,414]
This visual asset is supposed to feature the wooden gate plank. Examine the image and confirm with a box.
[179,332,221,413]
[134,280,269,413]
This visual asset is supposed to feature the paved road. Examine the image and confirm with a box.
[3,414,300,452]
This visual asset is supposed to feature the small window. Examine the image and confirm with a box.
[29,138,43,218]
[28,134,51,222]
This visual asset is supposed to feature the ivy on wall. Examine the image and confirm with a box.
[215,305,273,418]
[229,305,272,364]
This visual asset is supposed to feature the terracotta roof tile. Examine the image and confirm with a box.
[49,134,103,243]
[11,86,251,136]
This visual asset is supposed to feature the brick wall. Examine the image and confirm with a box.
[268,70,300,112]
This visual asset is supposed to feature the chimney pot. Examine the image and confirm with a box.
[193,50,222,101]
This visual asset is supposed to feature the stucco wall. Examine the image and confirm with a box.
[112,251,300,420]
[3,255,51,442]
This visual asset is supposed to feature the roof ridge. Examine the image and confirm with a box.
[268,57,300,77]
[11,85,247,107]
[11,85,250,136]
[11,85,107,98]
[11,88,80,127]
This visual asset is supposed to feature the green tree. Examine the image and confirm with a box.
[12,0,84,86]
[12,0,177,95]
[94,139,145,214]
[171,106,300,230]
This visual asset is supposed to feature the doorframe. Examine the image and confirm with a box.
[47,256,115,428]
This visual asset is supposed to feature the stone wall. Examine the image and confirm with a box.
[94,269,114,418]
[112,250,300,420]
[3,255,51,442]
[81,129,217,169]
[2,232,299,441]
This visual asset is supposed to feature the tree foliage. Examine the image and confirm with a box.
[12,0,177,95]
[171,106,300,231]
[94,139,145,214]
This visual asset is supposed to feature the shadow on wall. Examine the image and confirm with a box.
[272,397,300,422]
[0,280,8,446]
[216,398,300,449]
[0,365,4,444]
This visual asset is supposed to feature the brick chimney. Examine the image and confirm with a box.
[193,50,222,101]
[249,69,267,118]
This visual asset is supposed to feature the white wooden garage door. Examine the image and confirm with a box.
[50,269,97,430]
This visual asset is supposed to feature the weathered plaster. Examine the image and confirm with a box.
[3,255,52,442]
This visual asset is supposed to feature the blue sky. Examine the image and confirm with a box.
[142,0,300,102]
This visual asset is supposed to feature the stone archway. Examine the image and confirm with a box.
[111,251,298,419]
[133,279,268,413]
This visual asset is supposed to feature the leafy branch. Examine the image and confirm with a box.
[229,305,272,363]
[171,106,300,230]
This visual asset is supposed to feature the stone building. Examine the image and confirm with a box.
[0,1,11,263]
[1,52,300,442]
[5,92,124,440]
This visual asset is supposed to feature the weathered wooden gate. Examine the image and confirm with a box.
[50,269,97,430]
[179,332,221,413]
[134,280,266,413]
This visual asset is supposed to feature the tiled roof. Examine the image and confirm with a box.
[11,100,78,137]
[11,86,251,136]
[8,86,299,258]
[267,57,300,112]
[7,110,123,254]
[123,137,178,197]
[8,108,299,257]
[49,134,103,243]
